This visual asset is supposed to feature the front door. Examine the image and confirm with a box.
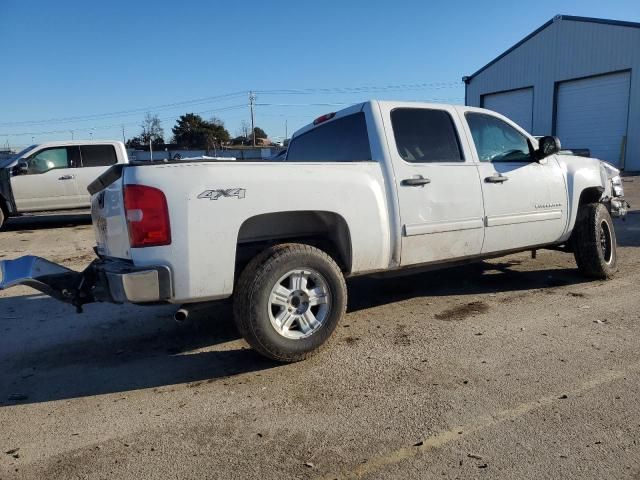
[381,104,485,266]
[463,111,567,253]
[11,146,80,212]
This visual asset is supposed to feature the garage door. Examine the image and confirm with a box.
[555,72,630,167]
[482,88,533,133]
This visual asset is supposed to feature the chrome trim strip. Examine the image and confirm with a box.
[485,210,563,227]
[403,218,484,236]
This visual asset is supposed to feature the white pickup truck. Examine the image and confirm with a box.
[0,141,128,229]
[0,101,628,361]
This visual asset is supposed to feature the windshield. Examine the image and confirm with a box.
[0,144,38,168]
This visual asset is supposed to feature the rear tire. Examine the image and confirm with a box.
[572,202,617,279]
[233,243,347,362]
[0,207,5,230]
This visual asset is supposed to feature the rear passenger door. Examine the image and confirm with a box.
[74,144,119,206]
[381,105,485,266]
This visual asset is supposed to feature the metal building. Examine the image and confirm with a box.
[463,15,640,171]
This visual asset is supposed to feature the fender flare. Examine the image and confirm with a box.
[564,166,606,238]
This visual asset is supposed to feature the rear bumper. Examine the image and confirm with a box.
[0,255,172,306]
[95,260,172,303]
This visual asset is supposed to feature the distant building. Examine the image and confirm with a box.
[464,15,640,170]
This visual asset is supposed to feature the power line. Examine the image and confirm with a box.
[0,104,247,137]
[256,98,463,107]
[0,81,462,129]
[255,81,462,96]
[0,91,247,128]
[0,80,465,140]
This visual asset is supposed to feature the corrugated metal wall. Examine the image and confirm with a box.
[465,17,640,170]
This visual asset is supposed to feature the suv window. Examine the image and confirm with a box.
[80,145,117,167]
[286,113,371,162]
[24,146,79,174]
[465,113,532,162]
[391,108,463,163]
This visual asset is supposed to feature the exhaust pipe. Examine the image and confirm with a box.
[174,308,189,322]
[172,301,220,323]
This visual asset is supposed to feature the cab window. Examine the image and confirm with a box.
[465,113,532,162]
[391,108,464,163]
[24,147,79,174]
[286,113,371,162]
[80,145,118,167]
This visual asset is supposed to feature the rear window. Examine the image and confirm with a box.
[391,108,464,163]
[286,113,371,162]
[80,145,117,167]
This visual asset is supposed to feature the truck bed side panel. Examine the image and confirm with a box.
[123,162,391,303]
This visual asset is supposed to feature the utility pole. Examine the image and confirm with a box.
[150,135,153,161]
[249,91,256,147]
[70,130,74,140]
[122,125,126,144]
[285,119,288,141]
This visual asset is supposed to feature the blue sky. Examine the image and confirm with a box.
[1,0,638,148]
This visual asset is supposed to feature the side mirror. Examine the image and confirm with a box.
[13,160,29,175]
[537,136,561,160]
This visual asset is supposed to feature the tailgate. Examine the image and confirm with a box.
[90,166,131,260]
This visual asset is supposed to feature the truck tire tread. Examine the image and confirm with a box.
[233,243,347,362]
[572,202,617,279]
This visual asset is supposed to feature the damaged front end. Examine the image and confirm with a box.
[0,256,172,312]
[600,161,630,219]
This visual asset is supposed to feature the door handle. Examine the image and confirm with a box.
[401,176,431,187]
[484,175,509,183]
[58,175,75,180]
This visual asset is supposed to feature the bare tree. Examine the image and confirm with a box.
[238,120,251,139]
[210,116,225,128]
[141,112,165,146]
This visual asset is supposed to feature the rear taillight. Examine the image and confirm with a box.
[123,184,171,248]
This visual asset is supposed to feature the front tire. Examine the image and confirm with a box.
[233,243,347,362]
[0,208,4,230]
[572,202,617,279]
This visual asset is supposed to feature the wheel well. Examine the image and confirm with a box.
[577,186,604,207]
[236,211,352,273]
[567,186,606,250]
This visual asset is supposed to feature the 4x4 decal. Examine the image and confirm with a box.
[197,188,246,201]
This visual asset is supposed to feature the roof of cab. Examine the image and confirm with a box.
[291,100,483,139]
[29,140,124,148]
[291,102,367,139]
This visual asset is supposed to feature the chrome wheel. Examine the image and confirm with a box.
[599,220,613,264]
[268,268,331,339]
